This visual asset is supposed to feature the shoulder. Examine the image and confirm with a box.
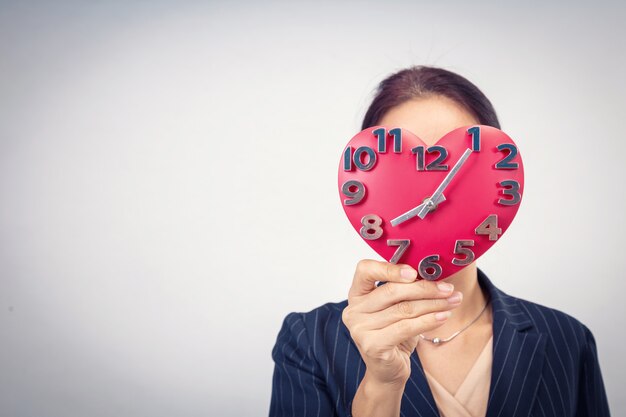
[270,301,367,413]
[505,291,597,355]
[272,300,352,362]
[276,299,349,341]
[295,299,348,326]
[500,293,611,415]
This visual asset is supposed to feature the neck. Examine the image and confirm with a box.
[422,262,489,339]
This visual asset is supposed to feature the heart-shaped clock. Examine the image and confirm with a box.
[338,125,524,281]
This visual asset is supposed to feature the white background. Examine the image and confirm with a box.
[1,1,624,416]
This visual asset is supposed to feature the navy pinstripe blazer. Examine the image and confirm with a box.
[269,268,610,417]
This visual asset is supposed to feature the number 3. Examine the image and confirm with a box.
[498,180,521,205]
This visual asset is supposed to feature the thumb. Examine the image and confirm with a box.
[399,335,420,355]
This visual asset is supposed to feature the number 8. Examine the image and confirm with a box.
[360,214,383,240]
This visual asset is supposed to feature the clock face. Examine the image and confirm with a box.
[337,124,524,281]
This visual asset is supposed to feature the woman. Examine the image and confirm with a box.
[269,66,610,417]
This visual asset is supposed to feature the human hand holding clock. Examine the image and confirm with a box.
[338,125,523,281]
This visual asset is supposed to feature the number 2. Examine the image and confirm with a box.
[495,144,519,169]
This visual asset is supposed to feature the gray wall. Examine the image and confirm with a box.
[1,1,624,416]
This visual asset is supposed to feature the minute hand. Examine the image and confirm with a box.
[417,148,473,219]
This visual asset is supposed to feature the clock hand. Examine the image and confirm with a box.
[390,148,473,226]
[417,147,473,219]
[390,194,446,226]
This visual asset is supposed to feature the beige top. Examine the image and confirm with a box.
[423,335,493,417]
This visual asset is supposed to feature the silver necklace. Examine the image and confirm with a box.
[419,295,490,345]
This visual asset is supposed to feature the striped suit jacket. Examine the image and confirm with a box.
[269,268,610,417]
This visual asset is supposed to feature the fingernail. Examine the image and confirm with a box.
[437,282,454,292]
[447,292,462,304]
[400,267,417,280]
[435,311,451,321]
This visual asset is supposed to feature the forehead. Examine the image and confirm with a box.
[378,95,478,146]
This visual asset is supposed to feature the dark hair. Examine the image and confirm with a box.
[361,65,500,130]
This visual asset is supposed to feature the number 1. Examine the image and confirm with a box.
[467,126,480,152]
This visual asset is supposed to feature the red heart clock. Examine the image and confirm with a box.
[338,125,524,281]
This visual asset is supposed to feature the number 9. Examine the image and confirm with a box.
[341,180,366,205]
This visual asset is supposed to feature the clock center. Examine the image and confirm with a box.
[423,196,439,212]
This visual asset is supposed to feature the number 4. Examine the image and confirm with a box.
[475,214,502,241]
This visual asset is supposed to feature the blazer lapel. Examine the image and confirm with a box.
[401,351,442,417]
[479,269,547,417]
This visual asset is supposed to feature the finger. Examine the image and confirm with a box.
[348,259,417,300]
[377,310,453,347]
[354,278,455,313]
[359,291,463,329]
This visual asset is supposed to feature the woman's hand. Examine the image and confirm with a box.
[342,259,463,391]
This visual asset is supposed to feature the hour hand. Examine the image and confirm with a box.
[390,194,446,226]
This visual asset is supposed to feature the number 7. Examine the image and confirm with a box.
[387,239,410,264]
